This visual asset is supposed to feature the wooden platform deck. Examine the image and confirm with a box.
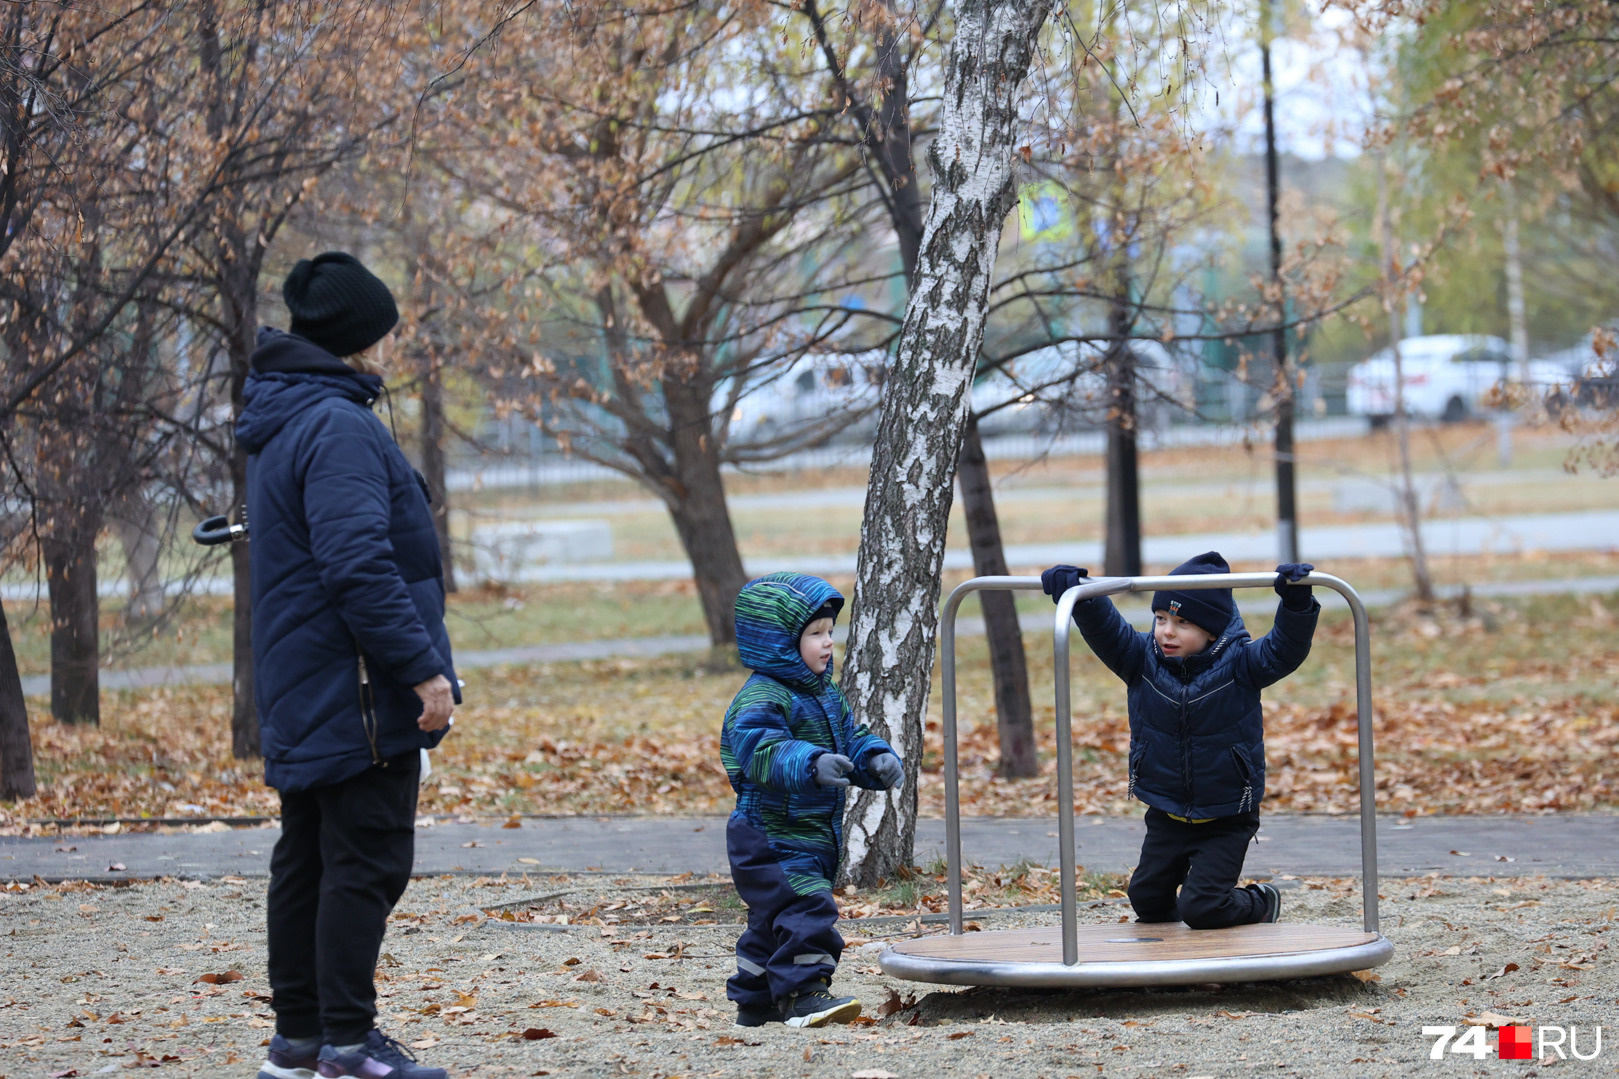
[888,921,1381,965]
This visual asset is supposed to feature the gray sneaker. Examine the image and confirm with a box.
[777,980,861,1028]
[257,1033,320,1079]
[1252,882,1282,923]
[317,1030,448,1079]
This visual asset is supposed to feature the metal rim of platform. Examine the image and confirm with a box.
[880,931,1394,988]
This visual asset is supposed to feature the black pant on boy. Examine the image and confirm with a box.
[1127,807,1268,929]
[266,752,419,1044]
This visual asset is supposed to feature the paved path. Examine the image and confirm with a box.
[508,508,1619,583]
[25,571,1619,696]
[7,814,1615,883]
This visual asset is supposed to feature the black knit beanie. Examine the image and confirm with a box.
[1150,551,1237,638]
[282,252,399,358]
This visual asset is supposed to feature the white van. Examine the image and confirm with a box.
[1345,334,1574,424]
[971,340,1191,435]
[724,351,885,446]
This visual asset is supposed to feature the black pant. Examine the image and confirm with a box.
[1127,807,1266,929]
[267,753,419,1044]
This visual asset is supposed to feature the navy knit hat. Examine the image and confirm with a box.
[1150,551,1236,637]
[282,252,398,358]
[802,598,841,635]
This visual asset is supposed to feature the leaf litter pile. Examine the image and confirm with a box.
[5,871,1618,1078]
[2,592,1615,833]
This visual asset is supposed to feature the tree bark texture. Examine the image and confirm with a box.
[662,375,748,646]
[957,414,1036,777]
[0,600,35,800]
[111,490,165,621]
[840,0,1053,887]
[407,222,457,593]
[833,3,1036,780]
[1375,149,1434,604]
[597,280,750,648]
[221,221,261,760]
[420,348,456,593]
[1103,291,1142,577]
[1262,23,1298,565]
[44,516,101,725]
[230,446,258,759]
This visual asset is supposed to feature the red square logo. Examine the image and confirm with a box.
[1498,1025,1533,1060]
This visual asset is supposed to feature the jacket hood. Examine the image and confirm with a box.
[1155,614,1252,679]
[735,572,844,689]
[236,328,383,453]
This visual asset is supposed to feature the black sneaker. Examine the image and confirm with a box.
[257,1034,320,1079]
[735,1004,781,1027]
[317,1030,447,1079]
[777,980,861,1028]
[1252,882,1282,923]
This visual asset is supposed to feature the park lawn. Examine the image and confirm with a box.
[2,590,1614,832]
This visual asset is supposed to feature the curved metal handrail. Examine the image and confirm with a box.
[938,572,1378,967]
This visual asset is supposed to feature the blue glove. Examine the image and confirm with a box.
[867,752,904,790]
[812,753,854,787]
[1274,563,1315,610]
[1040,565,1089,603]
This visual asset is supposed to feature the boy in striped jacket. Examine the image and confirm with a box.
[720,573,904,1028]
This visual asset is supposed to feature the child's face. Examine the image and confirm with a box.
[1154,610,1213,657]
[799,616,835,674]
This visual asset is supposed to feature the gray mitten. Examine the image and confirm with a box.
[813,753,854,787]
[868,752,904,790]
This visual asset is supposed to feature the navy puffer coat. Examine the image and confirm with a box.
[1070,597,1318,819]
[235,329,458,793]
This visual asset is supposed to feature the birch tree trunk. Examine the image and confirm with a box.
[840,0,1054,886]
[817,1,1036,777]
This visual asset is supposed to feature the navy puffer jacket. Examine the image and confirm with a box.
[236,329,458,793]
[1071,597,1318,819]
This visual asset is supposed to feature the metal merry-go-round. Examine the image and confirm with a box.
[878,571,1394,988]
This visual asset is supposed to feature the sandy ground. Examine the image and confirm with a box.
[1,872,1615,1079]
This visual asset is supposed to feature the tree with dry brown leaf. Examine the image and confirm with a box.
[1343,0,1619,471]
[0,2,248,793]
[160,1,417,758]
[399,0,915,647]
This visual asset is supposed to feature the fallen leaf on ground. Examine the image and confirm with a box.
[194,970,243,985]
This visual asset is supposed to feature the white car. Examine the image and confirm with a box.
[1345,334,1575,424]
[1538,331,1618,410]
[723,351,885,446]
[971,339,1191,435]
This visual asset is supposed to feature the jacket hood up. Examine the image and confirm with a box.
[735,572,844,690]
[235,328,383,453]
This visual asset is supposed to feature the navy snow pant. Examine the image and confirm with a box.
[725,814,843,1009]
[1128,807,1269,929]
